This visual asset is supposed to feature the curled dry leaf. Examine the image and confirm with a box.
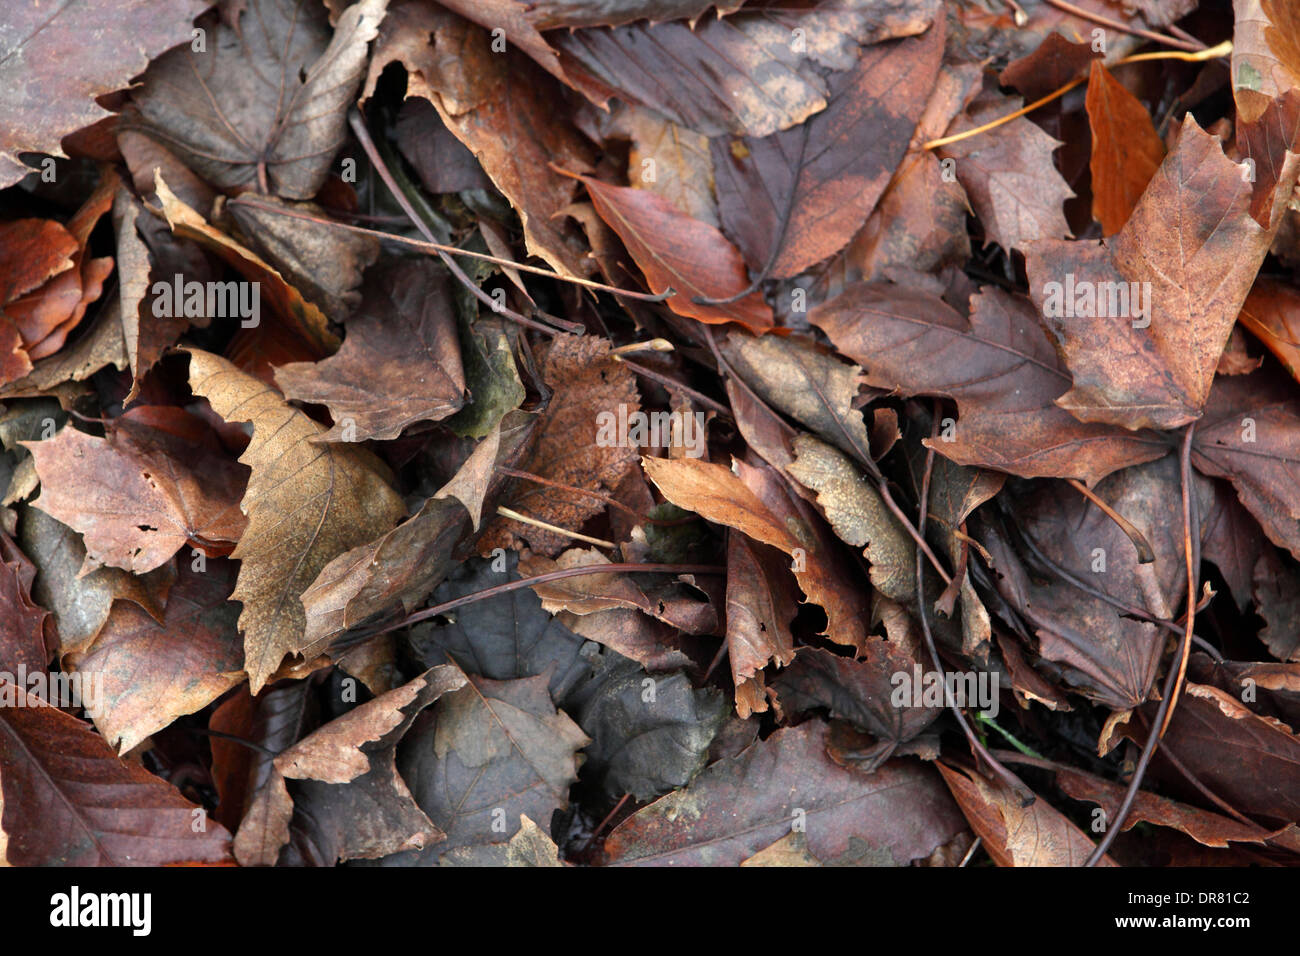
[481,335,639,555]
[234,665,467,866]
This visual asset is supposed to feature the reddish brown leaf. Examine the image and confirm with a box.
[26,407,249,574]
[1025,117,1293,430]
[811,283,1169,484]
[276,259,466,442]
[1085,61,1165,236]
[0,693,232,865]
[580,175,774,331]
[938,762,1116,867]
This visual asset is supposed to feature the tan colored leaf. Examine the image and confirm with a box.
[937,763,1116,867]
[786,435,915,603]
[725,532,798,718]
[186,349,406,691]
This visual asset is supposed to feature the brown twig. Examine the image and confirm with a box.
[1084,426,1199,865]
[916,415,1034,806]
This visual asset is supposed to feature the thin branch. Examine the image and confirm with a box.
[916,415,1034,805]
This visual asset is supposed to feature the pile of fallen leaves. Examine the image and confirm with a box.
[0,0,1298,868]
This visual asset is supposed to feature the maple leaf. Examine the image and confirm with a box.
[0,0,208,189]
[1025,116,1295,430]
[276,259,466,442]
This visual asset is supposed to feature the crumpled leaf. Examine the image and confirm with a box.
[235,665,466,866]
[379,6,595,277]
[604,720,965,866]
[26,407,248,574]
[0,531,50,676]
[186,349,406,691]
[226,195,381,322]
[719,331,875,466]
[155,176,337,355]
[786,436,915,603]
[300,414,532,649]
[724,531,798,717]
[276,259,466,442]
[18,505,175,659]
[982,456,1212,710]
[1191,370,1300,560]
[125,0,388,199]
[938,91,1074,254]
[773,641,943,768]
